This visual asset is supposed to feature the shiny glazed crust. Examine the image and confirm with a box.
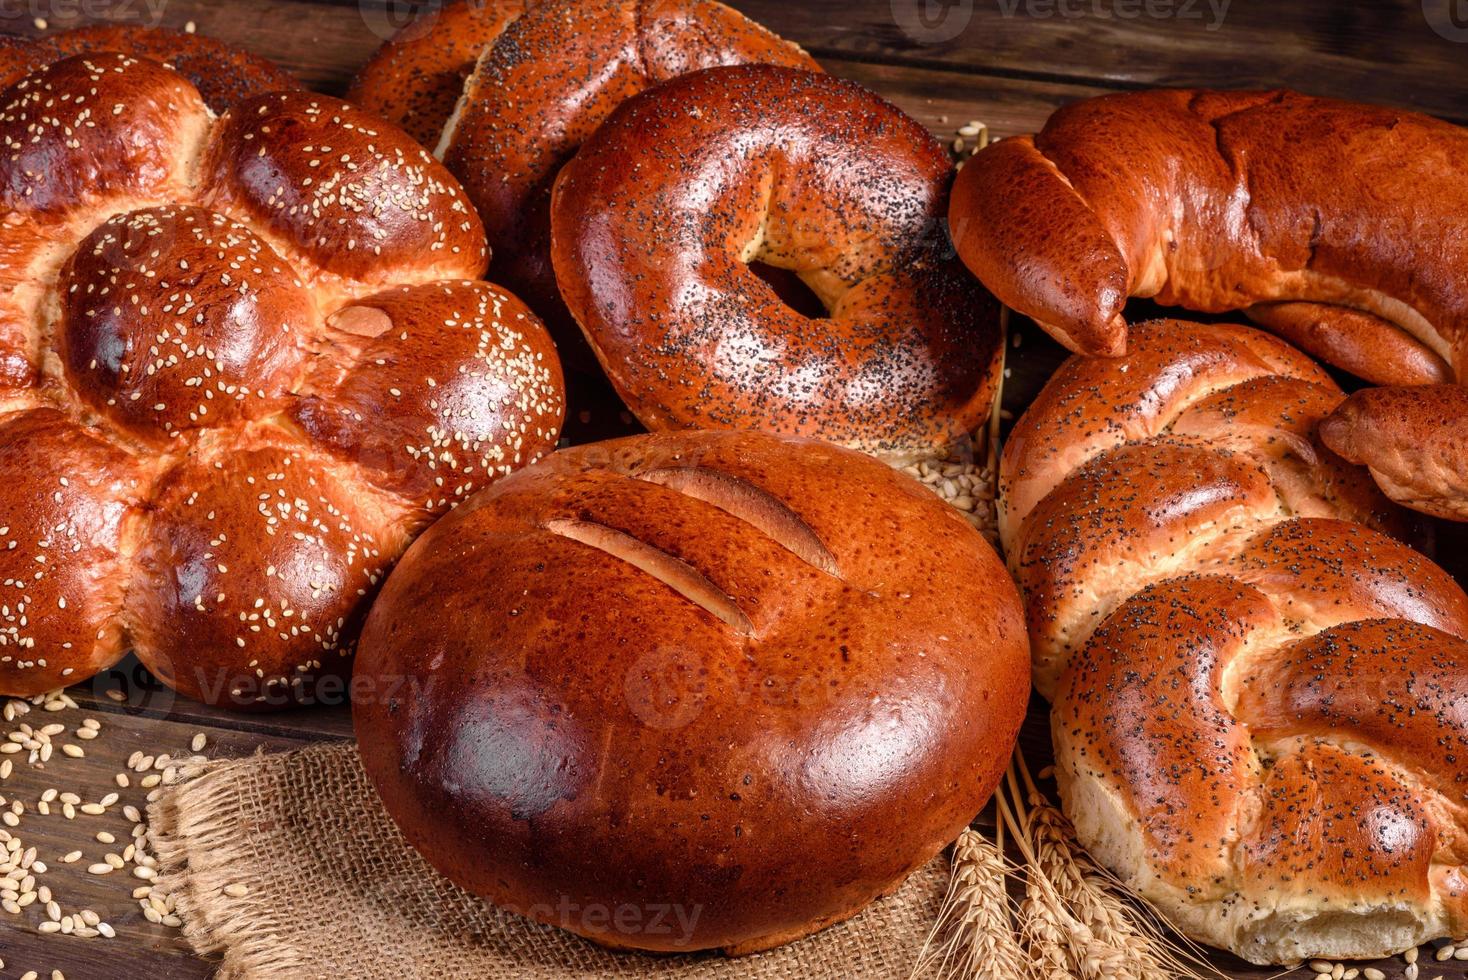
[439,0,818,357]
[354,429,1030,954]
[552,64,1003,458]
[1001,319,1468,964]
[0,23,299,111]
[1319,384,1468,521]
[950,89,1468,520]
[345,0,532,148]
[0,54,565,706]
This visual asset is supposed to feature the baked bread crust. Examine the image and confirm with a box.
[1001,319,1468,964]
[552,65,1003,458]
[436,0,817,360]
[951,89,1468,519]
[0,23,299,112]
[346,0,533,149]
[0,54,564,705]
[354,429,1029,954]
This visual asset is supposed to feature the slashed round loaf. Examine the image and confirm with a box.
[0,54,565,706]
[1001,319,1468,964]
[354,429,1029,954]
[950,89,1468,519]
[0,23,299,111]
[552,65,1003,458]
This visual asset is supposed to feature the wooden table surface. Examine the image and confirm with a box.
[0,1,1465,977]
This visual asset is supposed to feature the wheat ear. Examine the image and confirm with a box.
[1010,753,1228,979]
[911,815,1030,980]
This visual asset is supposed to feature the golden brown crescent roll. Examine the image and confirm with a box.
[952,90,1468,519]
[1001,319,1468,965]
[1319,384,1468,521]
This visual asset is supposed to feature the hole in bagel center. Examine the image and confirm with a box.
[747,261,830,320]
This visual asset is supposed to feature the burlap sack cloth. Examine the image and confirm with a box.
[148,740,947,979]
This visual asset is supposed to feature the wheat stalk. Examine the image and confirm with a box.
[917,746,1235,978]
[1007,754,1228,980]
[911,820,1029,980]
[997,785,1084,979]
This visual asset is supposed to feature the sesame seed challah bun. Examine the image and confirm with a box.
[0,23,299,112]
[0,53,564,707]
[1001,318,1468,965]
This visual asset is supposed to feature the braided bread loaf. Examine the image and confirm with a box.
[0,53,565,706]
[1001,319,1468,964]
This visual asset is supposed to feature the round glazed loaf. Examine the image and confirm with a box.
[354,430,1029,954]
[950,89,1468,519]
[552,65,1003,458]
[0,54,565,705]
[1002,319,1468,964]
[0,23,299,111]
[434,0,817,358]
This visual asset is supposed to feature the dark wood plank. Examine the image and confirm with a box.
[0,687,328,980]
[6,0,1467,124]
[723,0,1468,122]
[0,0,1116,140]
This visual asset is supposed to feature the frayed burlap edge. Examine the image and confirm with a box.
[150,752,317,980]
[148,741,949,980]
